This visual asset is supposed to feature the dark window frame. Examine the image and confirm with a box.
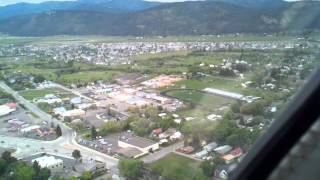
[230,69,320,180]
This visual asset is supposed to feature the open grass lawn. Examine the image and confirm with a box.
[20,88,71,100]
[168,90,233,109]
[58,71,116,83]
[169,76,243,93]
[149,153,200,180]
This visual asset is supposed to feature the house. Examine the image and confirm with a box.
[53,107,67,115]
[158,113,167,118]
[214,163,238,179]
[185,117,194,121]
[170,131,182,140]
[0,104,16,117]
[203,142,218,152]
[159,128,176,139]
[176,146,194,154]
[195,150,208,159]
[214,145,233,155]
[61,109,86,118]
[174,119,182,124]
[207,114,222,121]
[70,96,82,104]
[152,128,162,136]
[32,156,63,174]
[159,139,169,145]
[222,147,243,164]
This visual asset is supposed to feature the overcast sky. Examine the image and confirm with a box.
[0,0,302,6]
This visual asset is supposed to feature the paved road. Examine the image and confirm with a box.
[50,82,94,102]
[0,82,118,168]
[142,141,184,163]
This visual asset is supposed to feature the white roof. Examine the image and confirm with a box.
[0,105,15,116]
[32,156,63,168]
[214,145,233,154]
[21,125,41,132]
[203,88,244,100]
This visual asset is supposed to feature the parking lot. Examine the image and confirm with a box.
[0,107,56,140]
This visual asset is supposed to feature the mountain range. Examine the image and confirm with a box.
[0,0,319,36]
[0,0,162,20]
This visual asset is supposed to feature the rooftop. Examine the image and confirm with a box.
[32,156,63,168]
[117,147,144,158]
[118,132,157,148]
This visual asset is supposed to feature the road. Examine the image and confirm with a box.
[50,82,94,102]
[0,81,184,169]
[0,82,118,168]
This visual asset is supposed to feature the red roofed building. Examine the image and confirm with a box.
[5,102,17,109]
[229,147,243,156]
[221,147,243,164]
[153,128,163,135]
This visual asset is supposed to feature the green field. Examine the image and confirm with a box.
[0,34,298,45]
[58,71,116,83]
[168,90,233,109]
[20,88,71,100]
[149,153,200,180]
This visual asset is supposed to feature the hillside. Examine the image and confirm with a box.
[0,0,161,20]
[0,1,319,36]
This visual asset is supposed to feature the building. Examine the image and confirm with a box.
[159,128,176,139]
[32,156,63,174]
[195,150,208,159]
[203,142,218,152]
[221,147,243,164]
[214,145,233,155]
[0,103,17,117]
[70,96,82,104]
[117,133,159,158]
[61,109,86,118]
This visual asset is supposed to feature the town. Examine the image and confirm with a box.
[0,34,319,180]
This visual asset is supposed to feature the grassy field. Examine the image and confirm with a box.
[20,88,71,100]
[0,34,298,45]
[168,90,233,109]
[1,59,118,85]
[58,71,116,83]
[149,153,200,180]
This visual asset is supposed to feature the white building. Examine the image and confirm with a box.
[0,105,16,117]
[32,156,63,174]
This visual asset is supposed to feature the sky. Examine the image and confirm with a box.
[0,0,303,6]
[0,0,200,6]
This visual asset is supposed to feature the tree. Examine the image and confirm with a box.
[33,75,45,83]
[200,160,214,177]
[80,171,92,180]
[0,159,7,175]
[193,169,209,180]
[68,176,78,180]
[240,101,265,115]
[33,161,41,176]
[11,162,35,180]
[55,125,62,137]
[37,168,51,180]
[230,101,241,113]
[212,120,238,143]
[1,151,17,164]
[118,159,143,180]
[91,126,97,140]
[72,150,82,162]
